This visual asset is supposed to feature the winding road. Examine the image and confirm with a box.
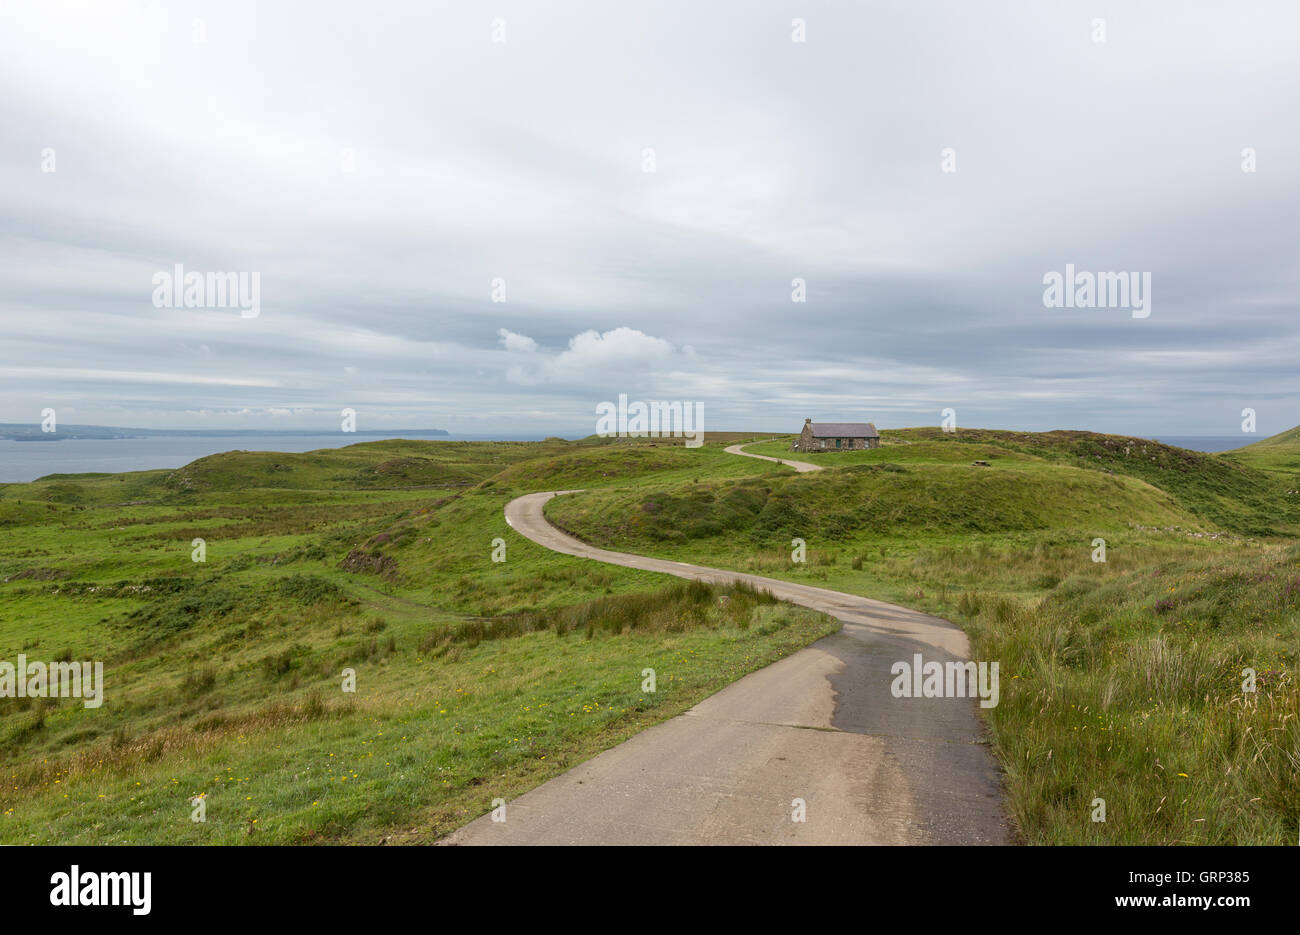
[441,444,1010,845]
[722,442,822,473]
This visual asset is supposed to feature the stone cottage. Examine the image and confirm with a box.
[794,418,881,452]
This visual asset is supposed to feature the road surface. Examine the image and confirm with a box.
[722,442,822,473]
[442,448,1010,845]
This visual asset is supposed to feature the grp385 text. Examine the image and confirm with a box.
[1130,872,1249,887]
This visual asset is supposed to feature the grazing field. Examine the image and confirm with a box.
[2,426,1297,844]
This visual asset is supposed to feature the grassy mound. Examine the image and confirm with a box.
[481,438,788,494]
[547,457,1198,551]
[485,445,698,491]
[751,429,1296,536]
[1224,423,1300,475]
[162,442,491,494]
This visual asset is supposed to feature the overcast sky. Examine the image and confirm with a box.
[2,1,1297,438]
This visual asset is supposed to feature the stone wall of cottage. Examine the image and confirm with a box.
[793,426,881,452]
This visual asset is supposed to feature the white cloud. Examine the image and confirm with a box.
[500,327,685,386]
[497,329,538,354]
[556,328,676,370]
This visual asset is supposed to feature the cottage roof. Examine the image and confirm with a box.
[808,422,879,438]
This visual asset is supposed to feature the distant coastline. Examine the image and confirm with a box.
[0,429,548,484]
[0,423,450,442]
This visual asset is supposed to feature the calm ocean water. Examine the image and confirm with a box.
[0,432,564,484]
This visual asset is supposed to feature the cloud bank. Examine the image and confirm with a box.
[1,1,1297,437]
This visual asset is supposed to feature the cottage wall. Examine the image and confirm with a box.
[795,419,881,451]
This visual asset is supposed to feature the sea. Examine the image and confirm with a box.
[0,432,568,484]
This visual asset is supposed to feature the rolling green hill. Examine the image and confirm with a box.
[1223,423,1300,475]
[0,428,1296,845]
[0,437,835,844]
[541,430,1300,845]
[745,429,1300,536]
[547,456,1198,550]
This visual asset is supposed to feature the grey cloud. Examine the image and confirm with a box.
[2,0,1298,437]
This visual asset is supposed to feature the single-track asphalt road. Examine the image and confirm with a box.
[722,442,821,473]
[442,445,1010,845]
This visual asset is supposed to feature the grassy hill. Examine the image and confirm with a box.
[547,443,1198,552]
[0,437,835,843]
[1,428,1296,845]
[545,429,1300,844]
[1223,424,1300,475]
[748,428,1299,536]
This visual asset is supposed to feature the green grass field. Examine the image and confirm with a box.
[1,426,1297,844]
[0,438,834,843]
